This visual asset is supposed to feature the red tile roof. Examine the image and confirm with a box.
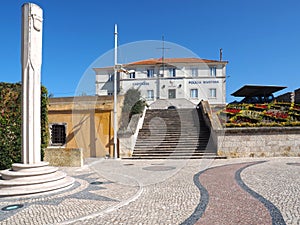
[93,58,228,71]
[126,58,228,66]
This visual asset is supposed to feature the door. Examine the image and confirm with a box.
[168,89,176,99]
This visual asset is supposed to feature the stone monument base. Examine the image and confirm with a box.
[0,162,74,196]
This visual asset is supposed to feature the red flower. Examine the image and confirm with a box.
[255,104,268,109]
[225,108,240,114]
[265,111,288,119]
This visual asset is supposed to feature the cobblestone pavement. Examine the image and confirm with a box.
[0,157,299,225]
[185,162,280,225]
[241,159,300,225]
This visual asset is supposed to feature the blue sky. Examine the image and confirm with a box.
[1,0,300,102]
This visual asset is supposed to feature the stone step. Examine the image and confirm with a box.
[137,136,209,139]
[131,107,214,160]
[136,141,208,144]
[144,119,203,122]
[138,134,209,138]
[133,150,213,154]
[138,131,204,134]
[132,151,215,155]
[138,136,209,139]
[133,149,208,154]
[134,146,209,149]
[138,131,209,134]
[11,162,49,171]
[127,155,225,160]
[139,128,205,132]
[0,176,75,196]
[136,136,209,140]
[135,146,209,149]
[0,171,67,186]
[138,132,209,134]
[1,166,58,180]
[141,126,202,130]
[143,119,199,122]
[135,145,208,148]
[142,125,206,127]
[135,142,208,145]
[140,126,207,129]
[134,146,208,149]
[141,126,202,129]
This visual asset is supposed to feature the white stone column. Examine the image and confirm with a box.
[21,3,43,164]
[0,3,74,196]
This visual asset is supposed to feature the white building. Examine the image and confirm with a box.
[94,58,228,105]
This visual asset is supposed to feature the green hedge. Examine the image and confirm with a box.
[0,82,48,170]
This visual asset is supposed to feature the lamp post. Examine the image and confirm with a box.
[113,24,118,159]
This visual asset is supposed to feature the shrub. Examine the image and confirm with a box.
[0,82,48,170]
[122,88,142,113]
[120,88,146,130]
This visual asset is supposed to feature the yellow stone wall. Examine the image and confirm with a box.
[48,96,123,158]
[45,148,83,167]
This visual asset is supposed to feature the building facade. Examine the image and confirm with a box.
[47,96,124,158]
[94,58,228,105]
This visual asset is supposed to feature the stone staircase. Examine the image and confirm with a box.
[149,98,196,109]
[131,108,223,159]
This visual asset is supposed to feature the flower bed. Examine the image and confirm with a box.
[218,102,300,127]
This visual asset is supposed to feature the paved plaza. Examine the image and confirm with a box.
[0,157,299,225]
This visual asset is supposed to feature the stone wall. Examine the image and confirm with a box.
[199,101,300,158]
[44,148,83,167]
[118,107,147,158]
[216,127,300,158]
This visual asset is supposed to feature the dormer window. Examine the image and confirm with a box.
[108,73,114,82]
[147,69,154,78]
[210,66,217,77]
[129,72,135,79]
[191,68,198,77]
[169,68,176,77]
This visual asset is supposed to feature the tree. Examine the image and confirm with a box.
[120,88,146,129]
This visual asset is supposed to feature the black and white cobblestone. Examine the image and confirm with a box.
[241,158,300,225]
[0,158,299,225]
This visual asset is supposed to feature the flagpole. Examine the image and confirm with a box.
[113,24,118,159]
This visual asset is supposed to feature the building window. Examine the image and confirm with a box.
[147,69,154,78]
[190,89,198,98]
[108,73,114,82]
[129,72,135,79]
[147,90,154,100]
[210,66,217,77]
[169,68,176,77]
[209,88,217,98]
[191,68,198,77]
[50,123,66,146]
